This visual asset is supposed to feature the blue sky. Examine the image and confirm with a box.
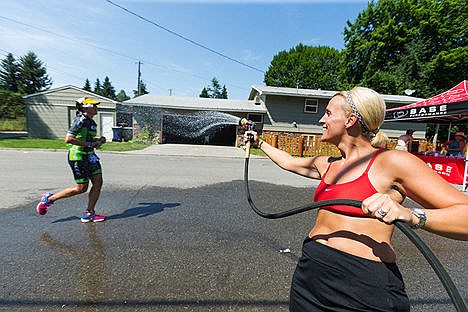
[0,0,369,100]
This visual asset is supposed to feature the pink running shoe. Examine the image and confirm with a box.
[80,210,106,223]
[37,192,53,215]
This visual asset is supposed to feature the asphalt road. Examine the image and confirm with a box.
[0,147,466,311]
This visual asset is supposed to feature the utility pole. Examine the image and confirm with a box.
[168,89,172,96]
[136,61,142,96]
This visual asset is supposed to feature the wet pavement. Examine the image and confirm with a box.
[0,148,466,311]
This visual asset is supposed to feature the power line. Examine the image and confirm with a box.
[105,0,266,74]
[0,14,250,95]
[0,15,140,63]
[0,16,190,92]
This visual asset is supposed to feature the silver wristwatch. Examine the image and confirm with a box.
[410,208,427,229]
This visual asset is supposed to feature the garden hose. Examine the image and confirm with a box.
[243,149,466,312]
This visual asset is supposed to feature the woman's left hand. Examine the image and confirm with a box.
[361,193,412,225]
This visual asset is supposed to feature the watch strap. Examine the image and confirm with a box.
[410,208,427,229]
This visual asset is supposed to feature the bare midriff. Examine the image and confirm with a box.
[309,209,396,263]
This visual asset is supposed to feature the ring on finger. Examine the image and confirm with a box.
[377,208,388,217]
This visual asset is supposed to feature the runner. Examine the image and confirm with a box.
[36,97,107,223]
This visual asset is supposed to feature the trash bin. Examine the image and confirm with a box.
[112,127,123,142]
[122,127,133,142]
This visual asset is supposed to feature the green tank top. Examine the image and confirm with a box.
[67,114,97,160]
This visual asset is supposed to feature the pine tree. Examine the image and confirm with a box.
[18,51,52,94]
[101,76,116,99]
[220,85,228,99]
[0,53,20,92]
[0,90,24,118]
[83,79,91,91]
[200,77,228,99]
[208,77,222,98]
[94,78,102,95]
[199,87,209,98]
[133,81,148,97]
[116,89,130,102]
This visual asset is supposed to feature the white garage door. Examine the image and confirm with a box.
[100,113,114,141]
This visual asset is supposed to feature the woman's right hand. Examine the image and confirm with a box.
[244,130,261,148]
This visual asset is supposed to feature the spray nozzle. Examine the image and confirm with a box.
[240,118,256,146]
[239,118,255,131]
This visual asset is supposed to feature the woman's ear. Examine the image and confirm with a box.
[345,114,359,129]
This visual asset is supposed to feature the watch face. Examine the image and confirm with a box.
[411,208,426,229]
[412,208,426,221]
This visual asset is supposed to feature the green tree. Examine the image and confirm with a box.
[342,0,467,97]
[116,89,130,102]
[101,76,116,100]
[264,44,342,90]
[133,81,148,97]
[0,53,20,92]
[83,79,92,91]
[18,51,52,94]
[199,87,209,98]
[220,85,228,99]
[94,78,102,95]
[200,77,228,99]
[0,90,25,118]
[209,78,222,98]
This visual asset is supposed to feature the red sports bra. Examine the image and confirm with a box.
[313,149,384,217]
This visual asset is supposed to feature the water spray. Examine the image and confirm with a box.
[242,140,466,311]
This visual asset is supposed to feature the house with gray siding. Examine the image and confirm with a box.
[24,85,117,140]
[248,85,426,139]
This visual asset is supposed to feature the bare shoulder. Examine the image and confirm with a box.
[370,149,432,188]
[376,149,427,169]
[374,149,467,203]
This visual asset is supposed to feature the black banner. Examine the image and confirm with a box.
[385,100,468,124]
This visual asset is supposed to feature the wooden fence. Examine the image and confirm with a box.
[262,132,340,157]
[261,131,433,157]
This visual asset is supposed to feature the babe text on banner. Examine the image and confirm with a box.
[416,155,466,185]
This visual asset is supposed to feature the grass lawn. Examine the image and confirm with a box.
[0,137,266,155]
[0,137,149,151]
[248,147,266,157]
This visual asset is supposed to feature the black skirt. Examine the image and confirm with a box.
[290,237,410,312]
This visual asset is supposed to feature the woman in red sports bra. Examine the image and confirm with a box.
[245,86,468,312]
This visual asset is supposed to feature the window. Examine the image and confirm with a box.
[304,99,318,113]
[247,113,263,123]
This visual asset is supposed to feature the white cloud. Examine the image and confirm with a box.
[301,38,321,45]
[240,49,262,62]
